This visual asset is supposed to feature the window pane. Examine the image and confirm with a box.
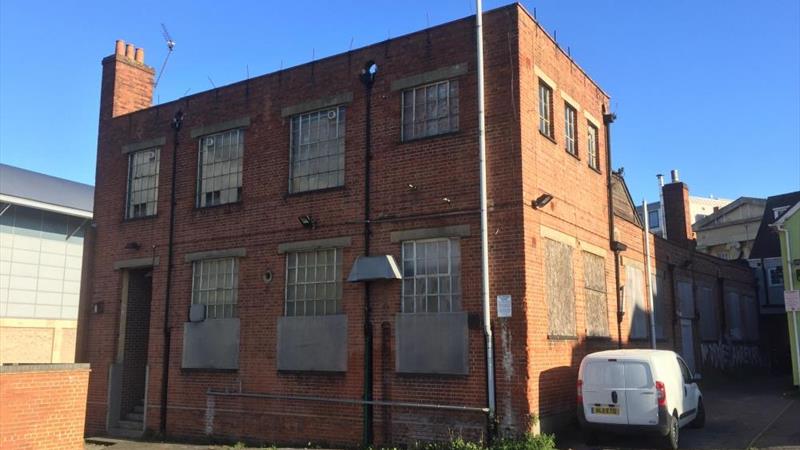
[400,238,461,313]
[191,257,239,319]
[126,148,160,219]
[285,248,342,316]
[401,80,459,141]
[198,129,244,207]
[290,107,346,193]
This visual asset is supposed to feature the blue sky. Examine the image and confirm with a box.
[1,0,798,203]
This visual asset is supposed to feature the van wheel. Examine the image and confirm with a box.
[690,398,706,428]
[582,429,599,445]
[663,413,679,449]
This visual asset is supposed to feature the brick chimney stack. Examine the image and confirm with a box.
[99,40,154,122]
[661,169,695,246]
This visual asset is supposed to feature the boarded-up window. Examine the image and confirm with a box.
[625,264,648,339]
[545,239,576,337]
[583,252,609,337]
[742,295,759,341]
[697,285,719,341]
[677,281,695,319]
[725,291,742,341]
[652,273,668,339]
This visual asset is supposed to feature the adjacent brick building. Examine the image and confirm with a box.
[78,3,759,445]
[0,364,91,450]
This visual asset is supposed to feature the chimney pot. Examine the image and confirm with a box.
[656,173,665,187]
[134,48,144,63]
[670,169,680,183]
[115,40,125,55]
[125,43,135,59]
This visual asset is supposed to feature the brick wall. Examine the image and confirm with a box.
[0,364,90,450]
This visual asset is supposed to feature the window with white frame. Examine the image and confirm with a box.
[191,257,238,319]
[538,80,554,138]
[198,129,244,207]
[126,148,160,219]
[285,248,342,316]
[290,107,346,193]
[401,238,461,313]
[587,122,599,170]
[564,103,577,156]
[768,265,784,286]
[401,79,459,141]
[773,206,790,219]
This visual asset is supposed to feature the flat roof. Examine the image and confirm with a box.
[0,164,94,217]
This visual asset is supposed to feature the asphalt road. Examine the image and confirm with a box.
[557,375,800,450]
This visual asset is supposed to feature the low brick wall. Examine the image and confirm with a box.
[0,364,90,450]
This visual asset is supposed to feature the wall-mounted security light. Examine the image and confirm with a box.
[532,193,553,209]
[92,302,104,314]
[298,215,316,229]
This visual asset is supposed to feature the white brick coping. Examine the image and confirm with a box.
[0,363,91,373]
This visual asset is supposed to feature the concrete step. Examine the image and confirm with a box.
[116,419,143,431]
[124,412,143,421]
[107,427,143,439]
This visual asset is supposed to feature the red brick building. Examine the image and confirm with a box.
[78,3,758,446]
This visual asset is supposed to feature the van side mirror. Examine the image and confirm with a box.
[692,373,702,383]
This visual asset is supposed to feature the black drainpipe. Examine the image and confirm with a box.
[160,109,183,434]
[359,62,377,447]
[603,106,623,349]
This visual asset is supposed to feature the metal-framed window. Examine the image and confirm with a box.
[197,129,244,207]
[767,266,784,287]
[538,80,553,138]
[564,103,577,156]
[191,257,238,319]
[125,148,160,219]
[289,106,346,193]
[401,79,459,141]
[648,210,660,229]
[401,238,461,313]
[587,122,599,170]
[285,248,342,316]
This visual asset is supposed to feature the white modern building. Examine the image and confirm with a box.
[0,164,93,363]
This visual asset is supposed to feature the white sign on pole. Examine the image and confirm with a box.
[785,291,800,312]
[497,295,512,318]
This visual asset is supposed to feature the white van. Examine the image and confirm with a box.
[577,349,704,449]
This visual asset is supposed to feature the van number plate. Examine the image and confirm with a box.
[591,406,619,415]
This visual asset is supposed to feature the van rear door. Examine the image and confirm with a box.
[582,360,628,425]
[623,361,659,426]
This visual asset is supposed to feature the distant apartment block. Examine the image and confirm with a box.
[0,164,93,363]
